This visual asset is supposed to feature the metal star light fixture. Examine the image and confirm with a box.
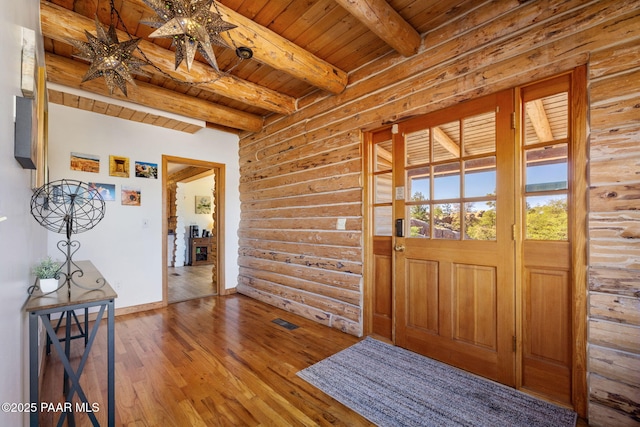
[141,0,237,72]
[68,0,239,96]
[68,17,148,96]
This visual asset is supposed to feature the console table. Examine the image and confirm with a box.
[25,261,117,427]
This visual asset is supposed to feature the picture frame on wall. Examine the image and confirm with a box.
[71,152,100,173]
[195,196,211,214]
[135,161,158,179]
[109,155,130,177]
[121,186,141,206]
[88,182,116,201]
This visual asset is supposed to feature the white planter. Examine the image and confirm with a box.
[39,278,59,293]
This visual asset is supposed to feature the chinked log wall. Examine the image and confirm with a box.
[237,1,640,424]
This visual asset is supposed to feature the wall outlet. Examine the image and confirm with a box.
[336,218,347,230]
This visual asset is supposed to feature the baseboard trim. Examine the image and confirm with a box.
[66,290,238,322]
[115,301,166,317]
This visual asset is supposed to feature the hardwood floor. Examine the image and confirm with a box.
[167,264,217,303]
[38,294,371,426]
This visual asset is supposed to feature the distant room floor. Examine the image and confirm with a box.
[167,264,217,303]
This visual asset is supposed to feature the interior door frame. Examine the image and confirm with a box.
[162,155,227,305]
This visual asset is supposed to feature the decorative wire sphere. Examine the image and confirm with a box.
[31,179,106,236]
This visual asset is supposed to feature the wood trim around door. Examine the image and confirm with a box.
[362,65,588,416]
[162,155,227,305]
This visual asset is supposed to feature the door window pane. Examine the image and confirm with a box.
[374,139,393,171]
[525,144,568,192]
[408,205,430,238]
[374,173,393,203]
[525,195,567,240]
[374,206,392,236]
[399,107,503,241]
[433,121,460,162]
[408,167,430,201]
[433,203,460,239]
[434,163,460,200]
[405,129,429,166]
[464,157,496,198]
[465,201,496,240]
[524,92,568,145]
[463,111,496,155]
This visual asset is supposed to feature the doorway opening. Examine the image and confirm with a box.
[162,155,225,304]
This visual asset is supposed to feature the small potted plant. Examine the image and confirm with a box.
[33,257,61,293]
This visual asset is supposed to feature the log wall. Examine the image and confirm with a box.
[237,0,640,424]
[587,31,640,426]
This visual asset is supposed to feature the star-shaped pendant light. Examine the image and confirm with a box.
[141,0,236,72]
[68,17,148,96]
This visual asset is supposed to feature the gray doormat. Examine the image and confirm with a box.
[298,337,577,427]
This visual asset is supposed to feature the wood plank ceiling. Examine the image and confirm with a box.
[41,0,476,134]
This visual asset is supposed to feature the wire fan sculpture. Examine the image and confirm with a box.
[30,179,106,295]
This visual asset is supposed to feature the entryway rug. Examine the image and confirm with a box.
[297,337,576,427]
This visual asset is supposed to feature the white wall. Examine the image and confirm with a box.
[180,175,216,258]
[47,103,240,308]
[0,2,47,426]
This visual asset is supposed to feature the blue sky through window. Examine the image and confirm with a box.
[410,162,566,206]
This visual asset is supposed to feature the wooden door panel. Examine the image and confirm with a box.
[406,259,439,333]
[526,268,570,363]
[372,237,393,339]
[522,241,572,403]
[454,264,497,349]
[400,250,511,382]
[522,357,571,403]
[403,320,502,382]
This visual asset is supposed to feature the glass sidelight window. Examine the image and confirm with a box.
[522,92,569,240]
[372,132,393,236]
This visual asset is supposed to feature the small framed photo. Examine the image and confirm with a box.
[70,152,100,173]
[88,182,115,201]
[121,186,141,206]
[195,196,211,214]
[135,161,158,179]
[109,155,129,178]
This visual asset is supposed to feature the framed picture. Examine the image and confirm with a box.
[88,182,115,201]
[71,152,100,173]
[109,155,129,177]
[195,196,211,214]
[135,161,158,179]
[121,186,141,206]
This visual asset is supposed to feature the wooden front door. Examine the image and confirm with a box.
[392,90,516,385]
[367,70,585,408]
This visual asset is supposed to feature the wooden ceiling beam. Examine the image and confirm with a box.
[126,0,347,94]
[210,2,348,94]
[40,0,296,115]
[45,52,264,132]
[334,0,421,57]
